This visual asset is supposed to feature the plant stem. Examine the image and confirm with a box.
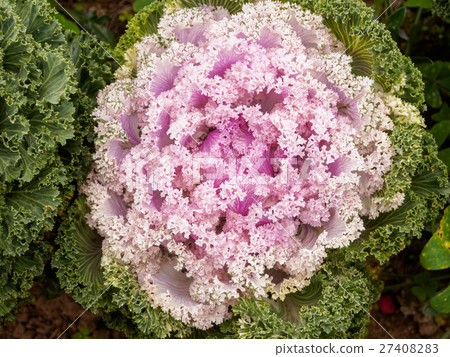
[406,7,423,56]
[414,7,423,26]
[383,274,450,292]
[387,0,393,15]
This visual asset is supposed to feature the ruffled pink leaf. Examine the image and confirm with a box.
[200,129,222,152]
[189,90,209,109]
[157,112,175,149]
[255,158,273,177]
[257,27,282,49]
[153,261,198,308]
[108,140,130,165]
[234,121,254,148]
[174,23,207,45]
[250,146,274,177]
[298,224,319,250]
[328,157,358,176]
[119,113,140,145]
[309,70,362,125]
[252,88,287,114]
[151,190,165,212]
[228,191,256,216]
[256,216,272,227]
[208,50,245,78]
[186,235,207,259]
[288,15,319,48]
[102,192,127,217]
[151,61,180,96]
[323,209,347,241]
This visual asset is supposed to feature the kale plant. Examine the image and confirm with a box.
[0,0,114,324]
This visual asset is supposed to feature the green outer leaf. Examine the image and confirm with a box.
[114,0,167,61]
[266,276,323,324]
[0,0,115,324]
[173,0,245,14]
[6,187,60,220]
[420,206,450,270]
[430,285,450,313]
[322,16,374,78]
[133,0,156,12]
[0,145,19,171]
[63,197,104,287]
[410,168,450,197]
[291,0,426,108]
[232,258,381,338]
[404,0,433,9]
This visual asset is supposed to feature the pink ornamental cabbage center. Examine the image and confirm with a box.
[84,1,397,328]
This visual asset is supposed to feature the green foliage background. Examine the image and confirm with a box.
[0,0,115,324]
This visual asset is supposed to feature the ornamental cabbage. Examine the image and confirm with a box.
[0,0,114,323]
[54,0,449,338]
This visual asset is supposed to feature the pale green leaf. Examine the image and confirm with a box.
[430,285,450,313]
[421,206,450,270]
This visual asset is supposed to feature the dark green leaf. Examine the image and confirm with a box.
[411,56,433,65]
[411,285,427,301]
[438,148,450,172]
[426,280,439,298]
[438,76,450,92]
[0,145,20,172]
[425,83,443,108]
[90,21,116,47]
[408,24,422,53]
[430,121,450,148]
[432,103,450,122]
[5,187,60,219]
[414,271,431,284]
[386,7,406,38]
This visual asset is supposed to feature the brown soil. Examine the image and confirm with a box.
[367,309,448,339]
[1,290,447,338]
[0,293,124,339]
[56,0,134,39]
